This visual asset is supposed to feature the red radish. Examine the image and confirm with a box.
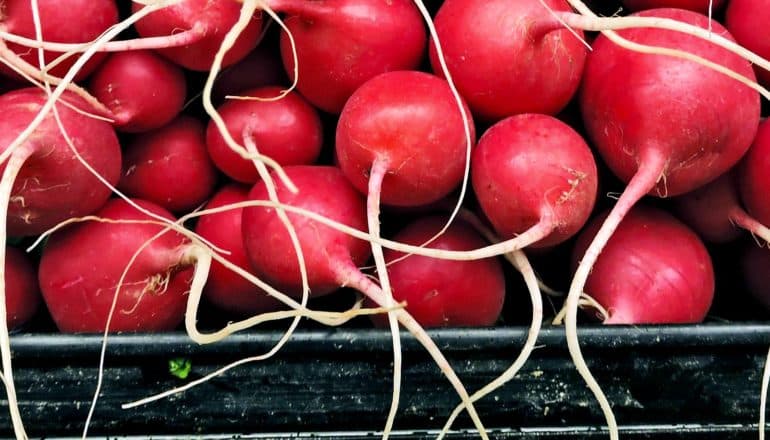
[38,198,193,333]
[195,183,283,316]
[741,244,770,312]
[131,0,264,71]
[241,165,488,436]
[368,216,505,328]
[0,88,121,237]
[740,119,770,225]
[428,0,587,121]
[336,70,474,207]
[119,116,218,214]
[674,172,770,243]
[0,0,118,80]
[567,8,759,438]
[206,86,322,184]
[472,113,598,250]
[726,0,770,86]
[243,166,370,297]
[212,45,287,103]
[89,50,186,133]
[580,9,759,201]
[5,246,40,331]
[276,0,426,114]
[622,0,725,13]
[572,206,715,324]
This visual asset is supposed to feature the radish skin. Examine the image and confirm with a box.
[119,116,218,214]
[472,113,598,249]
[726,0,770,87]
[89,50,186,133]
[740,120,770,227]
[675,172,770,244]
[275,0,426,114]
[571,206,715,324]
[368,216,505,328]
[131,0,264,71]
[0,0,118,81]
[206,86,322,184]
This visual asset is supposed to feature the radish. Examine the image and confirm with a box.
[567,8,760,438]
[336,70,473,208]
[674,172,770,244]
[242,166,370,298]
[622,0,725,13]
[725,0,770,87]
[0,88,121,236]
[119,116,218,214]
[195,183,284,316]
[88,49,186,133]
[368,216,505,328]
[206,86,322,184]
[242,164,489,438]
[38,198,192,333]
[0,0,118,81]
[131,0,265,71]
[5,246,40,331]
[276,0,427,113]
[428,0,588,121]
[471,113,598,250]
[571,205,715,324]
[740,119,770,226]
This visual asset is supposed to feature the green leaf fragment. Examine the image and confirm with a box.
[168,357,192,379]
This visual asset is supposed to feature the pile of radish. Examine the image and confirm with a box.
[0,0,769,438]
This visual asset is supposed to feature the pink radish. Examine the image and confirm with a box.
[131,0,264,71]
[5,246,40,331]
[206,86,322,184]
[674,171,770,244]
[368,216,505,328]
[567,8,759,438]
[427,0,588,121]
[740,119,770,226]
[276,0,426,113]
[725,0,770,86]
[38,198,192,332]
[622,0,725,13]
[241,164,489,437]
[88,49,186,133]
[571,205,714,324]
[0,0,118,80]
[195,183,284,316]
[471,113,598,250]
[118,116,218,214]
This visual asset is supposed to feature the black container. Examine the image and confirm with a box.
[5,324,770,439]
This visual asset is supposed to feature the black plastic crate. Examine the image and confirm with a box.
[5,324,770,438]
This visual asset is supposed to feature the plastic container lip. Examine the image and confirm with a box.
[10,323,770,359]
